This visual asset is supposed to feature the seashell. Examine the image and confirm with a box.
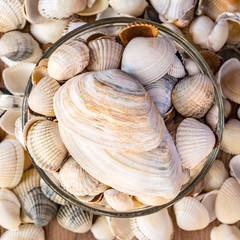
[3,63,35,96]
[121,36,176,86]
[229,155,240,184]
[134,195,173,206]
[104,189,134,211]
[0,0,26,32]
[168,55,186,78]
[38,58,49,68]
[0,139,24,189]
[38,0,87,19]
[130,209,174,240]
[57,204,93,233]
[161,22,184,36]
[184,59,201,76]
[59,156,99,196]
[176,118,215,169]
[24,151,32,171]
[144,5,161,22]
[0,189,21,230]
[96,6,133,20]
[215,177,240,224]
[206,104,219,129]
[15,116,25,148]
[172,73,215,118]
[221,119,240,154]
[54,69,164,153]
[109,0,148,17]
[78,0,109,16]
[200,50,222,74]
[30,19,70,44]
[23,118,68,171]
[238,106,240,120]
[62,19,86,36]
[23,187,58,226]
[204,159,228,191]
[91,216,115,240]
[31,66,49,85]
[40,179,67,205]
[174,197,210,231]
[48,39,89,81]
[87,37,124,71]
[0,224,45,240]
[163,106,175,123]
[145,74,178,116]
[210,224,240,240]
[181,168,191,186]
[28,77,60,117]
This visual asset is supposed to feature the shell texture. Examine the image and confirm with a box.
[78,0,109,16]
[15,116,25,148]
[210,224,240,240]
[62,20,86,36]
[135,195,172,206]
[96,6,132,20]
[161,22,184,36]
[200,50,222,74]
[31,65,49,85]
[168,55,186,78]
[184,59,200,76]
[206,104,219,129]
[229,155,240,184]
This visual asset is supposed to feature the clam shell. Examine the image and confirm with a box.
[168,55,186,78]
[0,0,26,32]
[200,50,222,74]
[204,160,228,191]
[23,187,58,226]
[174,197,210,231]
[0,189,21,230]
[121,36,176,86]
[229,155,240,184]
[48,39,89,81]
[57,204,93,233]
[215,177,240,224]
[134,195,172,206]
[31,66,49,85]
[184,59,201,76]
[176,118,216,169]
[206,103,219,129]
[130,209,174,240]
[78,0,109,16]
[210,224,240,240]
[172,73,215,118]
[0,139,24,189]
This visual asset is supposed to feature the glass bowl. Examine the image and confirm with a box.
[22,17,224,217]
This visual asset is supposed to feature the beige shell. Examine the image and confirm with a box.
[210,224,240,240]
[0,224,45,240]
[168,55,186,78]
[121,37,176,86]
[172,74,215,118]
[134,195,172,206]
[78,0,109,16]
[176,118,215,169]
[57,204,93,233]
[24,151,32,171]
[0,189,21,230]
[215,177,240,224]
[221,119,240,154]
[0,0,26,32]
[96,6,133,20]
[184,59,201,76]
[130,209,174,240]
[31,65,49,85]
[229,155,240,184]
[48,39,89,81]
[204,160,228,191]
[14,116,25,149]
[0,139,24,189]
[206,104,219,129]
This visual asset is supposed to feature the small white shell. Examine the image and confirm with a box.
[206,104,219,129]
[184,59,201,76]
[229,155,240,184]
[0,110,21,135]
[210,224,240,240]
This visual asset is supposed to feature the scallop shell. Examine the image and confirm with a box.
[215,177,240,224]
[172,74,215,118]
[210,224,240,240]
[168,55,186,78]
[0,189,21,230]
[48,39,89,81]
[57,204,93,233]
[130,209,174,240]
[23,118,68,171]
[78,0,109,16]
[31,66,49,85]
[204,160,228,191]
[176,118,216,169]
[0,139,24,189]
[206,104,219,129]
[0,224,45,240]
[229,155,240,184]
[134,195,173,206]
[87,37,124,71]
[0,0,26,32]
[184,59,201,76]
[200,50,222,74]
[121,36,176,86]
[174,197,210,231]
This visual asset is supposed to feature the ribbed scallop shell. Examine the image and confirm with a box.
[78,0,109,16]
[168,55,186,78]
[87,37,123,71]
[0,0,26,32]
[215,177,240,224]
[48,39,89,81]
[54,69,164,153]
[176,118,216,169]
[172,74,215,118]
[130,209,174,240]
[211,224,240,240]
[229,155,240,184]
[206,104,219,129]
[57,204,93,233]
[0,139,24,189]
[174,197,210,231]
[121,37,176,86]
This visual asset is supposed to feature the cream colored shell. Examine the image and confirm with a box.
[206,104,219,129]
[229,155,240,184]
[210,224,240,240]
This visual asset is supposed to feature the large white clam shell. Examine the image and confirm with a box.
[229,155,240,184]
[210,224,240,240]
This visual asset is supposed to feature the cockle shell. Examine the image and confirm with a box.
[229,155,240,184]
[172,74,215,118]
[23,118,68,171]
[206,104,219,129]
[135,195,172,206]
[174,197,210,231]
[176,118,215,169]
[78,0,109,16]
[168,55,186,78]
[0,189,21,230]
[223,98,232,119]
[121,37,176,86]
[54,69,164,153]
[48,39,89,81]
[204,160,228,191]
[210,224,240,240]
[0,224,45,240]
[130,209,174,240]
[215,177,240,224]
[184,59,200,76]
[0,0,26,32]
[57,204,93,233]
[0,139,24,189]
